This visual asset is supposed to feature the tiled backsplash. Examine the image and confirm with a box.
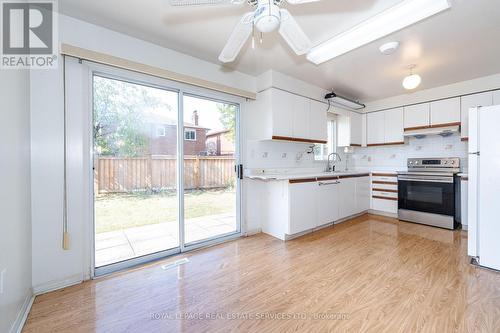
[246,140,347,170]
[350,133,468,171]
[246,133,467,172]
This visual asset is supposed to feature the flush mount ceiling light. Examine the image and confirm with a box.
[379,41,400,55]
[402,65,421,90]
[307,0,451,65]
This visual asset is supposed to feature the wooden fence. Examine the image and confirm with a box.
[94,155,235,193]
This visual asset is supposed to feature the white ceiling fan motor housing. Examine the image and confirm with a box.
[254,0,281,33]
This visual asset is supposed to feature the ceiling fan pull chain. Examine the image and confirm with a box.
[260,32,263,44]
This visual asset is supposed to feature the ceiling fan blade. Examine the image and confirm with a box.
[278,9,312,55]
[218,12,254,63]
[285,0,321,4]
[169,0,244,7]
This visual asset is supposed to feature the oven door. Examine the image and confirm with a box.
[398,175,455,216]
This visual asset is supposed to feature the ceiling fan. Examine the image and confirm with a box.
[169,0,319,63]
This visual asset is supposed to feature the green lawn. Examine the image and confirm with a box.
[94,189,236,233]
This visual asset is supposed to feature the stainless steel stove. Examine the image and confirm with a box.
[397,158,461,230]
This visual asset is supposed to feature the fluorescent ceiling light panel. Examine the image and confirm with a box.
[325,92,365,110]
[307,0,451,65]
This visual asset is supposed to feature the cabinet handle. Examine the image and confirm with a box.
[318,181,340,186]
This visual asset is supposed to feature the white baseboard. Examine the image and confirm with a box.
[32,274,83,295]
[10,292,34,333]
[244,228,262,236]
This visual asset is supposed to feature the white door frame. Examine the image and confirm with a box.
[85,62,244,277]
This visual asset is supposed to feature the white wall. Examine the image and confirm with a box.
[30,14,257,292]
[0,70,32,332]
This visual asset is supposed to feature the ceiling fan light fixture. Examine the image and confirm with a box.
[254,2,281,33]
[307,0,451,65]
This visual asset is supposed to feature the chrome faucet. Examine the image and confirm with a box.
[325,152,342,172]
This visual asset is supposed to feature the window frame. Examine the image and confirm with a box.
[184,128,197,141]
[156,126,166,137]
[315,117,337,161]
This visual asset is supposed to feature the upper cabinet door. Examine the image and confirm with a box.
[292,95,310,139]
[271,88,294,137]
[384,108,404,143]
[430,97,460,126]
[461,92,493,139]
[367,111,385,145]
[309,100,328,142]
[404,103,429,129]
[337,111,362,147]
[350,112,363,146]
[493,90,500,105]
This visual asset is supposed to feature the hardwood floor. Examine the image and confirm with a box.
[24,214,500,332]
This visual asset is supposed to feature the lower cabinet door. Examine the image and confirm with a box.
[288,182,318,234]
[356,176,371,213]
[317,182,339,226]
[338,178,357,219]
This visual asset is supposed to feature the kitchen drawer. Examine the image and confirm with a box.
[372,190,398,199]
[372,175,397,182]
[372,197,398,214]
[371,183,398,191]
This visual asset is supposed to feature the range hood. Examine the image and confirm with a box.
[404,124,460,138]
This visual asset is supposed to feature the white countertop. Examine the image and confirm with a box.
[245,170,373,181]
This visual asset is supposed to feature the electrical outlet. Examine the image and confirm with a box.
[0,269,6,294]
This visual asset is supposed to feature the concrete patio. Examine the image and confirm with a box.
[95,213,237,267]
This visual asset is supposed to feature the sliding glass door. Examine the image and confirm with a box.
[92,71,241,274]
[182,95,240,245]
[93,75,180,268]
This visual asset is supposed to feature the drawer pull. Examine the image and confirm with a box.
[373,195,398,201]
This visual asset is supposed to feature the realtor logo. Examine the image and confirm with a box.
[1,0,58,69]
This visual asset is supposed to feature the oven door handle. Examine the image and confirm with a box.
[397,176,454,183]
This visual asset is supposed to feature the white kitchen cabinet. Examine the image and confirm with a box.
[338,177,357,219]
[493,90,500,105]
[292,95,311,139]
[367,112,385,145]
[270,88,294,137]
[309,100,328,142]
[404,103,430,129]
[356,176,371,213]
[461,92,493,140]
[247,88,327,143]
[337,112,362,147]
[316,180,340,226]
[371,173,398,215]
[288,182,318,234]
[372,197,398,214]
[367,108,403,145]
[430,97,460,126]
[384,108,404,143]
[254,174,372,240]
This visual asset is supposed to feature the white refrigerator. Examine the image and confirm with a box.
[468,105,500,270]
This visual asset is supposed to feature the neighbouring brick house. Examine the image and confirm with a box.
[206,129,235,156]
[147,110,209,156]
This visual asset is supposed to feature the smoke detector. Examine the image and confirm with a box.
[379,42,400,55]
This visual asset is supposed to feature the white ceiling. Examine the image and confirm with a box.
[59,0,500,102]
